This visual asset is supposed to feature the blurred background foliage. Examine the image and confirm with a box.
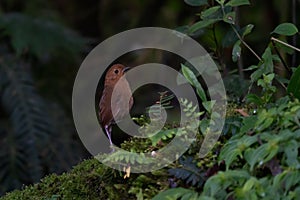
[0,0,299,196]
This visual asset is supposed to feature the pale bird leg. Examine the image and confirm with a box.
[104,125,113,146]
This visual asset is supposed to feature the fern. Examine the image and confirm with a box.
[0,59,51,193]
[0,13,87,60]
[0,57,82,195]
[168,156,205,187]
[42,102,83,173]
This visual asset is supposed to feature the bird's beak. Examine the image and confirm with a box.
[122,67,131,73]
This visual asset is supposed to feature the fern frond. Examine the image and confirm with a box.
[0,59,52,191]
[168,156,205,187]
[0,13,87,60]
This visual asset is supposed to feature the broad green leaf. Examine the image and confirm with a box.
[220,142,242,170]
[251,47,274,82]
[245,94,263,105]
[263,142,278,163]
[239,135,257,148]
[184,0,208,6]
[272,23,299,36]
[245,144,271,171]
[284,140,299,167]
[256,116,274,132]
[243,177,257,192]
[262,47,274,73]
[232,40,241,62]
[226,0,250,6]
[181,64,207,102]
[201,6,221,20]
[250,67,264,82]
[287,66,300,100]
[240,115,258,134]
[241,24,254,37]
[188,19,219,33]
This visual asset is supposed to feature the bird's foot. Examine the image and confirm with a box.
[109,145,115,153]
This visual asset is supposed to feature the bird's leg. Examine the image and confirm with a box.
[105,125,114,152]
[104,125,113,145]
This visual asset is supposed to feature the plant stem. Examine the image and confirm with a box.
[271,37,300,53]
[231,25,262,61]
[220,4,262,62]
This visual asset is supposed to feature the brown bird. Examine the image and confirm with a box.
[99,64,133,147]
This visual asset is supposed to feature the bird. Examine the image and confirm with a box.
[99,64,133,147]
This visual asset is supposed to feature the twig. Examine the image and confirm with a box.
[220,4,262,61]
[231,26,262,62]
[234,7,245,79]
[271,37,300,53]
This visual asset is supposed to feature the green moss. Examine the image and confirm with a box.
[1,159,129,200]
[1,157,170,200]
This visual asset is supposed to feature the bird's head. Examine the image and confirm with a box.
[105,64,130,84]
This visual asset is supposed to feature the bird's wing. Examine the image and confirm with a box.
[99,87,114,127]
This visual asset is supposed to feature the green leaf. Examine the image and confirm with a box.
[152,188,198,200]
[246,94,263,105]
[149,128,177,146]
[201,6,221,20]
[272,23,299,36]
[251,47,273,82]
[232,40,241,62]
[181,64,207,102]
[0,13,87,60]
[242,177,257,192]
[244,65,258,71]
[226,0,250,6]
[244,144,271,171]
[287,66,300,100]
[240,115,258,134]
[215,0,225,5]
[184,0,208,6]
[284,140,300,167]
[188,19,219,34]
[241,24,254,37]
[262,47,274,73]
[202,100,216,113]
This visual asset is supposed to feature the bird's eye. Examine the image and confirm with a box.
[114,69,119,74]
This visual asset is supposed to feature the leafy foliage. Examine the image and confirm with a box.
[0,59,51,192]
[0,5,87,194]
[287,66,300,100]
[168,156,205,187]
[0,13,87,60]
[0,58,83,195]
[152,187,201,200]
[1,0,300,199]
